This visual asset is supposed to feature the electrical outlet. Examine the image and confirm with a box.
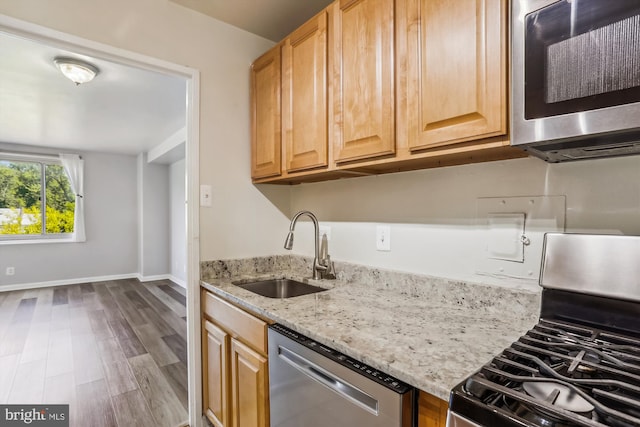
[376,225,391,251]
[6,267,15,276]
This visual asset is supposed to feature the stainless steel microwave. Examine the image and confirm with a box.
[511,0,640,162]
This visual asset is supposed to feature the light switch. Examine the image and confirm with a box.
[200,185,212,207]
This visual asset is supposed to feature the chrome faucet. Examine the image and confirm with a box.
[284,210,336,280]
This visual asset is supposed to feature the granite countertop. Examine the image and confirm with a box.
[200,258,540,401]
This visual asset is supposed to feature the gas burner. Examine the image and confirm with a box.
[499,382,597,427]
[523,382,594,414]
[567,350,601,375]
[506,398,574,427]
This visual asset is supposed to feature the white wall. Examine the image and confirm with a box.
[9,0,636,293]
[0,143,138,287]
[138,153,171,278]
[287,155,640,290]
[170,158,186,285]
[0,0,291,266]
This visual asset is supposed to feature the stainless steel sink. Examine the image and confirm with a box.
[233,279,328,298]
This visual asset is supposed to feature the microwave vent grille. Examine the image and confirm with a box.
[525,130,640,162]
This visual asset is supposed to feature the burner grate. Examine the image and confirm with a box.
[456,319,640,426]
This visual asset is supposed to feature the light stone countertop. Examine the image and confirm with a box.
[200,257,541,401]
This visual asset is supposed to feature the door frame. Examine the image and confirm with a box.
[0,14,203,427]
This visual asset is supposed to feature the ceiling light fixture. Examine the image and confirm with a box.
[53,57,99,85]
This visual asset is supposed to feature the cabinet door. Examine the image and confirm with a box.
[251,46,282,179]
[282,10,329,172]
[203,320,230,427]
[230,338,269,427]
[332,0,396,163]
[418,391,448,427]
[405,0,506,150]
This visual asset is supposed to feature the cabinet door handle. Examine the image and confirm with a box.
[278,345,379,414]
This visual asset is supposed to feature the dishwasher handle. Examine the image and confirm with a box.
[278,345,379,415]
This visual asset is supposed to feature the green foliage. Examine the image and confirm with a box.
[0,205,74,235]
[45,204,75,233]
[0,160,75,236]
[0,214,23,234]
[0,165,19,207]
[0,206,41,235]
[46,165,75,212]
[9,162,41,208]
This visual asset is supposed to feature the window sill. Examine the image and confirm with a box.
[0,237,77,245]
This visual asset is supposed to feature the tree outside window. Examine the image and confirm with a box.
[0,158,75,238]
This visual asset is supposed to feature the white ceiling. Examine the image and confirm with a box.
[170,0,333,41]
[0,32,187,156]
[0,1,333,157]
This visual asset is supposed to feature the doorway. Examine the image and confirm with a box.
[0,14,200,427]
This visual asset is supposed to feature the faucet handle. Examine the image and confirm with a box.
[322,255,337,280]
[319,233,336,279]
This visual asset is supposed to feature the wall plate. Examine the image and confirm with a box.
[476,195,566,283]
[376,225,391,251]
[487,212,526,262]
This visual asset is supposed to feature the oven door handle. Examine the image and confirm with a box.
[278,345,379,414]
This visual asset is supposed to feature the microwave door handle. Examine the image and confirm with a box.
[277,345,379,415]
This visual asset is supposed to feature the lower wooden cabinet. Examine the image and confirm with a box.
[203,320,230,427]
[202,290,270,427]
[230,339,269,427]
[418,391,449,427]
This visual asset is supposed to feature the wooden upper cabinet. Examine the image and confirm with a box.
[249,0,518,183]
[282,10,330,172]
[332,0,396,163]
[403,0,506,151]
[251,46,282,179]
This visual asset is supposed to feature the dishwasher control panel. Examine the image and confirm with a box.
[269,323,412,394]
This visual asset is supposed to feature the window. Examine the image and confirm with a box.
[0,154,77,241]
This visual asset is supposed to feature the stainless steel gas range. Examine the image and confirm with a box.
[447,233,640,427]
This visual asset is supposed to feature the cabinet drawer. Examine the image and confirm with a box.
[203,290,268,355]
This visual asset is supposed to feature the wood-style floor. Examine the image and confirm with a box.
[0,279,189,427]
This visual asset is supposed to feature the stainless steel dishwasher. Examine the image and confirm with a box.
[268,324,415,427]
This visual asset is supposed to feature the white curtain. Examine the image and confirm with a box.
[59,154,86,242]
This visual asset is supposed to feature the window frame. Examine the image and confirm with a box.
[0,152,76,243]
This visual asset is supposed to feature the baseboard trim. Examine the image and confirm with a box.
[137,273,171,283]
[169,275,187,288]
[2,272,187,292]
[136,273,186,289]
[0,273,139,292]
